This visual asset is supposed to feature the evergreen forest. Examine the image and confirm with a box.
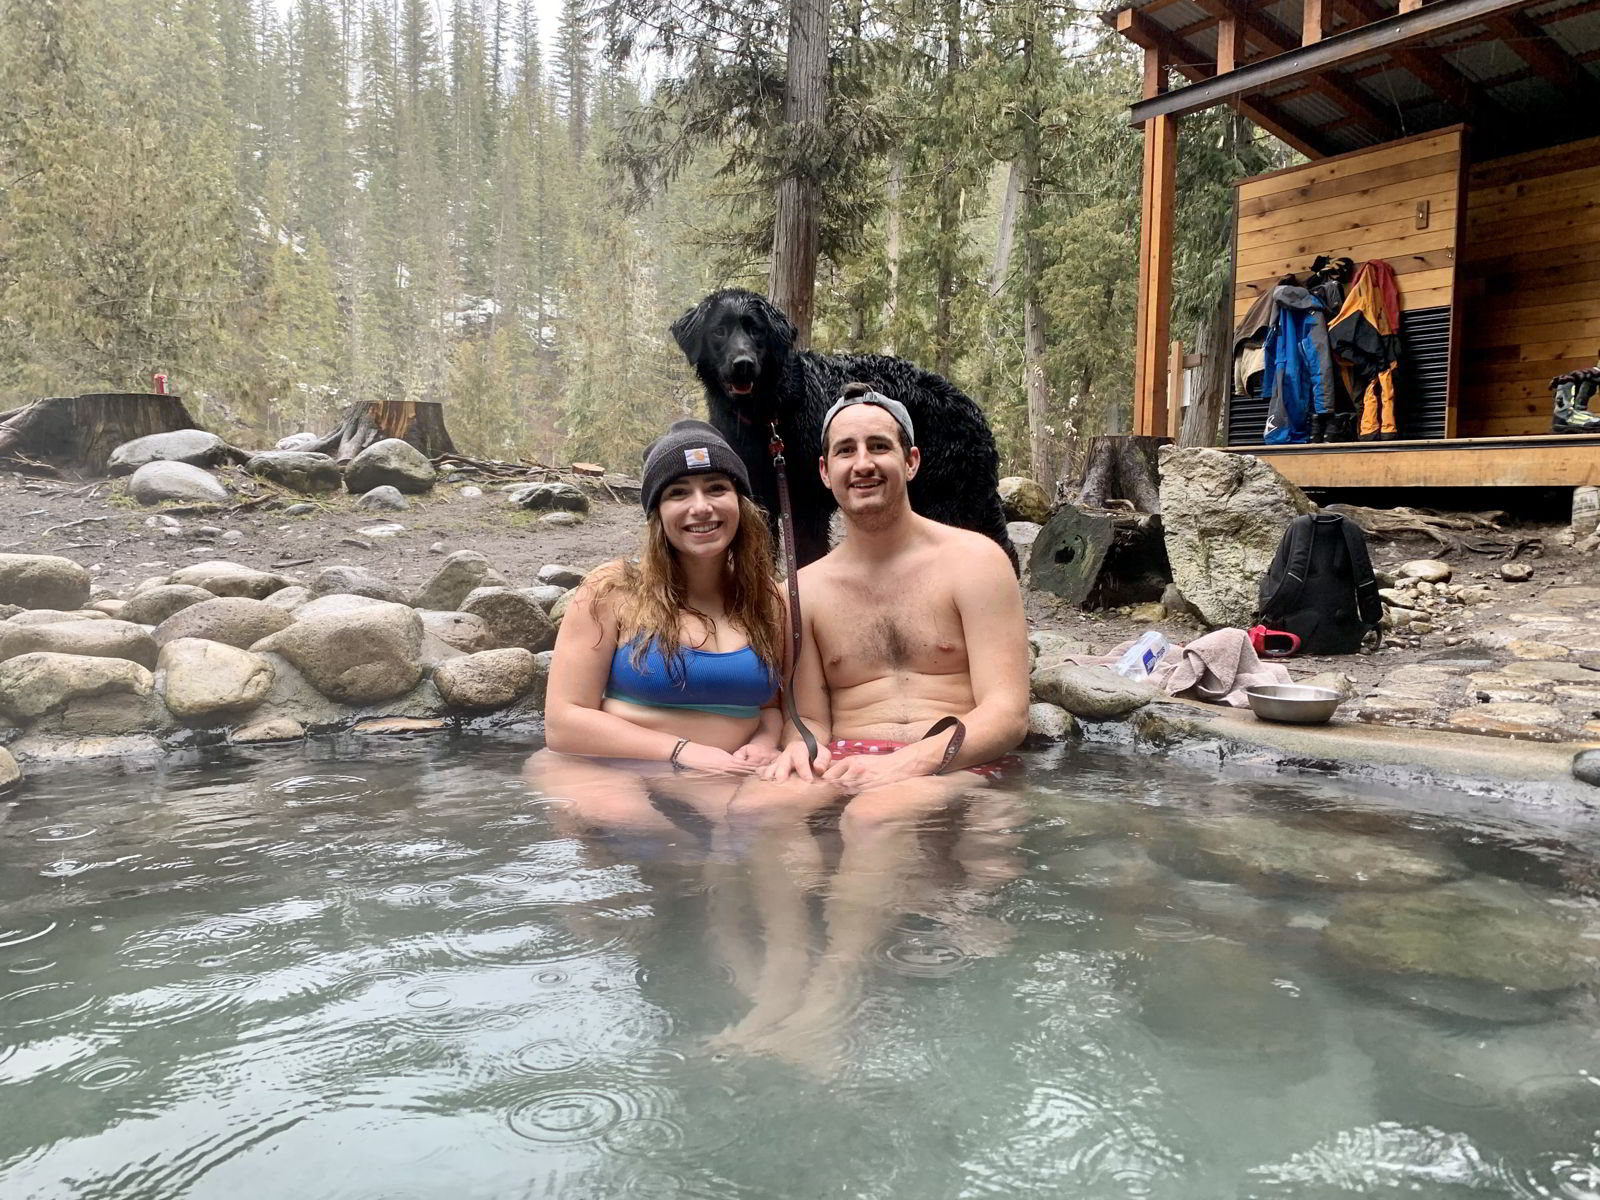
[0,0,1291,488]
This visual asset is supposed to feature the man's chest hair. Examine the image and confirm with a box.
[817,579,963,671]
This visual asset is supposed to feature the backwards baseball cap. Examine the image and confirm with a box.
[820,385,915,449]
[639,419,752,512]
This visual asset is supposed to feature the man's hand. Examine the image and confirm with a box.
[675,743,758,775]
[758,740,832,783]
[820,741,943,788]
[732,742,780,767]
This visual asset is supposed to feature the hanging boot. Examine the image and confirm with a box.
[1552,378,1600,434]
[1327,413,1356,442]
[1310,413,1330,443]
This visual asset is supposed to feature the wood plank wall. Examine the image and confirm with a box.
[1458,135,1600,438]
[1234,127,1464,324]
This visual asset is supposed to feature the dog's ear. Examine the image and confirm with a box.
[755,295,795,357]
[670,300,708,361]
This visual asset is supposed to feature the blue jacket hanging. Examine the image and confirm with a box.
[1262,285,1336,445]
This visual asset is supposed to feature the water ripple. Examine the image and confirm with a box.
[445,903,611,968]
[507,1088,628,1143]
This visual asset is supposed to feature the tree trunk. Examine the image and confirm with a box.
[881,147,903,351]
[1019,134,1056,491]
[769,0,828,351]
[0,393,202,472]
[307,400,458,461]
[989,158,1020,298]
[1076,434,1170,514]
[1180,285,1232,447]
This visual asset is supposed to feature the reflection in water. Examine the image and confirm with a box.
[0,737,1597,1199]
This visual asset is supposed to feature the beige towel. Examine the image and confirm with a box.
[1071,628,1291,708]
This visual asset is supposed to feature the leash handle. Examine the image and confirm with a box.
[921,716,967,775]
[770,421,820,766]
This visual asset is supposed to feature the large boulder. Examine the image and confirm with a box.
[1158,446,1315,628]
[513,482,589,514]
[158,638,274,720]
[107,429,227,475]
[169,560,291,599]
[1029,663,1154,719]
[154,597,294,649]
[0,652,153,722]
[412,550,504,610]
[418,609,492,653]
[0,553,91,611]
[345,438,437,495]
[293,594,392,621]
[311,565,405,603]
[6,609,107,626]
[434,647,537,710]
[0,619,158,669]
[460,586,556,653]
[263,585,313,612]
[119,584,216,627]
[127,461,230,505]
[250,651,442,728]
[252,600,424,704]
[998,476,1052,525]
[356,486,409,511]
[275,432,320,451]
[0,746,17,790]
[246,451,343,493]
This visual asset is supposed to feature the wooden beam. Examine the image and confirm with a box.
[1111,6,1325,156]
[1303,0,1325,45]
[1217,14,1240,73]
[1133,112,1178,438]
[1190,0,1397,141]
[1166,340,1185,440]
[1226,435,1600,488]
[1485,11,1600,105]
[1131,0,1536,125]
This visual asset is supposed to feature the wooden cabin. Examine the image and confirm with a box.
[1106,0,1600,488]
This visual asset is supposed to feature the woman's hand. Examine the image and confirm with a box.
[675,742,758,775]
[758,740,832,783]
[732,742,780,767]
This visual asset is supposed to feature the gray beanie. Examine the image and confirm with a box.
[639,419,752,512]
[821,388,915,448]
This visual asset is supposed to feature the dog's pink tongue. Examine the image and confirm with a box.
[729,382,753,396]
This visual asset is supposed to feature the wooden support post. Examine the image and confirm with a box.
[1133,108,1178,438]
[1303,0,1325,43]
[1399,0,1422,11]
[1216,15,1240,73]
[1167,340,1185,441]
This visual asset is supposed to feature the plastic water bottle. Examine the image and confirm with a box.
[1572,486,1600,537]
[1112,631,1169,679]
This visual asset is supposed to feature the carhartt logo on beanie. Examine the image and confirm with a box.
[640,419,752,511]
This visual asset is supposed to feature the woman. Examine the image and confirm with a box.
[528,420,786,838]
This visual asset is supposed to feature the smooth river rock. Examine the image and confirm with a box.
[119,584,216,627]
[154,597,295,650]
[107,429,226,475]
[158,638,274,720]
[997,476,1052,525]
[434,647,537,710]
[311,565,405,603]
[1026,702,1078,742]
[345,438,437,495]
[460,587,556,654]
[0,553,92,611]
[418,610,492,653]
[169,560,291,600]
[1157,814,1465,892]
[127,461,230,505]
[0,652,154,722]
[0,619,158,669]
[513,482,589,514]
[245,450,343,493]
[1324,881,1600,992]
[252,601,423,704]
[1029,663,1154,719]
[0,747,17,789]
[535,563,586,590]
[411,550,505,610]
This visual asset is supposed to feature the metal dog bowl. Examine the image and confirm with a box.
[1244,684,1344,725]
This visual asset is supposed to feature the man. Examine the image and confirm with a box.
[760,384,1030,797]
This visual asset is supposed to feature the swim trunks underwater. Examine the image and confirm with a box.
[825,738,1021,782]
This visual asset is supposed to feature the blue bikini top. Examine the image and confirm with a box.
[605,638,778,719]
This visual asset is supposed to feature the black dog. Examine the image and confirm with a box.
[670,289,1017,570]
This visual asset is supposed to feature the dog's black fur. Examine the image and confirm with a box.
[671,289,1017,571]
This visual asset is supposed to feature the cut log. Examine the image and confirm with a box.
[1088,511,1171,609]
[0,393,201,472]
[1028,504,1114,607]
[306,400,457,462]
[1076,434,1170,514]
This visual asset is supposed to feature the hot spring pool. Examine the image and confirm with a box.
[1,736,1598,1199]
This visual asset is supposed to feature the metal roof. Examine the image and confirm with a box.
[1106,0,1600,157]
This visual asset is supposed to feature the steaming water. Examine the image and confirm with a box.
[1,736,1598,1199]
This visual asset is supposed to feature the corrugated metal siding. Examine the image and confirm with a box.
[1226,305,1451,445]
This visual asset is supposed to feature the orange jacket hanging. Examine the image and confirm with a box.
[1328,260,1403,438]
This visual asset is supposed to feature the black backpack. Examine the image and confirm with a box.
[1258,513,1382,654]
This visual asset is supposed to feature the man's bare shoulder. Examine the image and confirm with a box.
[926,523,1017,580]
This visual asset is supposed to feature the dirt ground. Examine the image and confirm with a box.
[0,464,1589,703]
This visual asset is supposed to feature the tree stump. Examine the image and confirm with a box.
[1076,434,1170,514]
[1028,504,1115,607]
[0,393,201,473]
[1087,511,1171,609]
[306,400,457,462]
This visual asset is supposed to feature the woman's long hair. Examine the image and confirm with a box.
[590,493,784,679]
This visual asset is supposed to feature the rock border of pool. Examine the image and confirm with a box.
[1112,698,1600,812]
